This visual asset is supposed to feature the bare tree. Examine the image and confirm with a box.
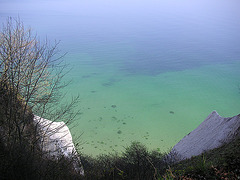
[0,17,82,179]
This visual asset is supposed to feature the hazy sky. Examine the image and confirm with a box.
[1,0,240,17]
[1,0,240,33]
[0,0,239,72]
[1,0,240,56]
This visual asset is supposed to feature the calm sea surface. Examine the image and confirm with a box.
[1,0,240,156]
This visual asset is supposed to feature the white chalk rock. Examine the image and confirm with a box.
[34,115,84,175]
[170,111,240,161]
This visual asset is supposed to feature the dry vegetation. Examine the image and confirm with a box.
[0,17,81,179]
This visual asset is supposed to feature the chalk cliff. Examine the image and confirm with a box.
[170,111,240,161]
[34,116,84,175]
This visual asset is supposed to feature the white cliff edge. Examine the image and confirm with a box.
[33,115,84,175]
[169,111,240,162]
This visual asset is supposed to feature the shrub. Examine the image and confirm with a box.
[0,17,81,179]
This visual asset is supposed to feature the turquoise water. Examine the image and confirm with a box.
[66,60,240,155]
[1,0,240,156]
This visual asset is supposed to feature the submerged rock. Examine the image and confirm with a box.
[169,111,240,161]
[111,105,117,108]
[34,116,84,175]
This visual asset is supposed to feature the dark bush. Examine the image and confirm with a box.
[81,142,166,180]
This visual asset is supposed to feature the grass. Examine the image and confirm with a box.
[159,136,240,179]
[78,135,240,179]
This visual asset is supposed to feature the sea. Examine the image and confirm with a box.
[0,0,239,156]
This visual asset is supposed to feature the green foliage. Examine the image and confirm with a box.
[81,142,167,180]
[165,136,240,179]
[158,167,175,180]
[81,135,240,179]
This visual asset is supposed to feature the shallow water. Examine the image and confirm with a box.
[65,61,240,155]
[1,0,240,156]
